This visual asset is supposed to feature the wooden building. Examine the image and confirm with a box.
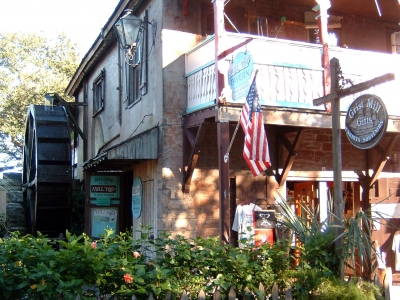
[66,0,400,281]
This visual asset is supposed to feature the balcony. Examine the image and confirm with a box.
[185,33,400,119]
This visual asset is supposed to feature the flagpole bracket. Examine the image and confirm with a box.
[224,153,229,163]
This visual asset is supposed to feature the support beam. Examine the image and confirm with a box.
[182,123,207,193]
[313,73,395,106]
[369,135,399,186]
[218,121,230,244]
[276,128,304,186]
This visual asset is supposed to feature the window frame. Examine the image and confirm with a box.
[93,69,105,116]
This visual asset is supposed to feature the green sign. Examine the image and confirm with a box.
[228,52,254,101]
[91,208,118,238]
[90,175,120,198]
[96,197,111,206]
[132,177,142,218]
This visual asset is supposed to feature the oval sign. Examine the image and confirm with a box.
[131,177,142,218]
[345,94,388,150]
[228,52,254,101]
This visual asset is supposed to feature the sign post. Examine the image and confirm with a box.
[313,57,394,280]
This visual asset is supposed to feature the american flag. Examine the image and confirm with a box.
[240,70,270,176]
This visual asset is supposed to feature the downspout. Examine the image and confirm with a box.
[117,44,122,125]
[314,0,331,112]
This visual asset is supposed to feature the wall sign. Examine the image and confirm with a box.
[228,52,254,101]
[91,208,118,238]
[345,94,388,150]
[132,177,142,218]
[90,175,120,199]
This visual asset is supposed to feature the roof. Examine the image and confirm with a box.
[82,126,159,170]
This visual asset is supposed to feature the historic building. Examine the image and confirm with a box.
[66,0,400,281]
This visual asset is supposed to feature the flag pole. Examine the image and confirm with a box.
[223,115,242,163]
[223,69,259,163]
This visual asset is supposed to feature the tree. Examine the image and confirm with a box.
[0,32,80,162]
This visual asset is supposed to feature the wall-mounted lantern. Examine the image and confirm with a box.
[114,9,156,66]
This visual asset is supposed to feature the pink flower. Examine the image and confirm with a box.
[133,251,140,258]
[123,273,133,283]
[91,242,97,249]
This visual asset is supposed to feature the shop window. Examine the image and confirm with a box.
[126,10,149,107]
[93,69,105,115]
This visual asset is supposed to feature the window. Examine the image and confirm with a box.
[126,10,148,106]
[93,69,105,115]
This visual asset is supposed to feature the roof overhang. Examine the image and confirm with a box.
[83,126,159,170]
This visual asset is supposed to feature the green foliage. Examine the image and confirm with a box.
[0,226,384,299]
[275,192,385,277]
[0,227,291,299]
[0,32,80,162]
[313,277,383,300]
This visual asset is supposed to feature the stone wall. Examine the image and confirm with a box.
[0,173,24,235]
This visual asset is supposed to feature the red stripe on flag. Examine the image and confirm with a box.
[240,72,270,176]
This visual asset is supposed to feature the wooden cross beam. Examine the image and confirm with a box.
[313,72,395,106]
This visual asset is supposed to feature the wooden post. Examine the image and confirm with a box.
[214,0,231,243]
[330,58,345,280]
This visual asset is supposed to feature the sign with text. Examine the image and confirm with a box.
[90,175,120,200]
[345,94,388,149]
[228,52,254,101]
[91,208,118,238]
[132,177,143,218]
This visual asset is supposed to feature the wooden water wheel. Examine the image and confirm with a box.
[22,105,72,237]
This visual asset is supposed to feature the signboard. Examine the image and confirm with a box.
[90,175,120,205]
[91,208,118,238]
[132,177,142,218]
[228,52,254,101]
[372,203,400,219]
[253,210,276,229]
[345,94,388,149]
[253,210,276,247]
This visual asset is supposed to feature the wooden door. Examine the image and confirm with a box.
[294,182,316,221]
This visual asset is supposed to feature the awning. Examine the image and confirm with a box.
[83,126,158,170]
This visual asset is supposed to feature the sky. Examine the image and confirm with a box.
[0,0,121,57]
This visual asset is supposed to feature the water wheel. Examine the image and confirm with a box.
[22,105,72,237]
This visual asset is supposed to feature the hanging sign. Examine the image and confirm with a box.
[228,52,254,101]
[345,94,388,150]
[132,177,142,218]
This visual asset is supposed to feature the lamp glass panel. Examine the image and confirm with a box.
[114,20,125,48]
[121,14,142,47]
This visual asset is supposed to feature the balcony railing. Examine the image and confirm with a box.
[185,33,400,116]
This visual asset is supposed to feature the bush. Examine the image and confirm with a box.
[313,277,384,300]
[0,228,291,299]
[0,228,384,300]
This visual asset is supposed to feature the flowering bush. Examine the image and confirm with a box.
[0,227,291,299]
[0,226,384,300]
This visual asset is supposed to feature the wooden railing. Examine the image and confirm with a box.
[185,33,400,116]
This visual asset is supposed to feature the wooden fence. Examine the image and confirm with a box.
[75,269,393,300]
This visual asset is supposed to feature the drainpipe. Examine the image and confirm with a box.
[314,0,331,112]
[117,44,122,125]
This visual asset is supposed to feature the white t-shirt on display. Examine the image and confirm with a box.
[232,203,262,247]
